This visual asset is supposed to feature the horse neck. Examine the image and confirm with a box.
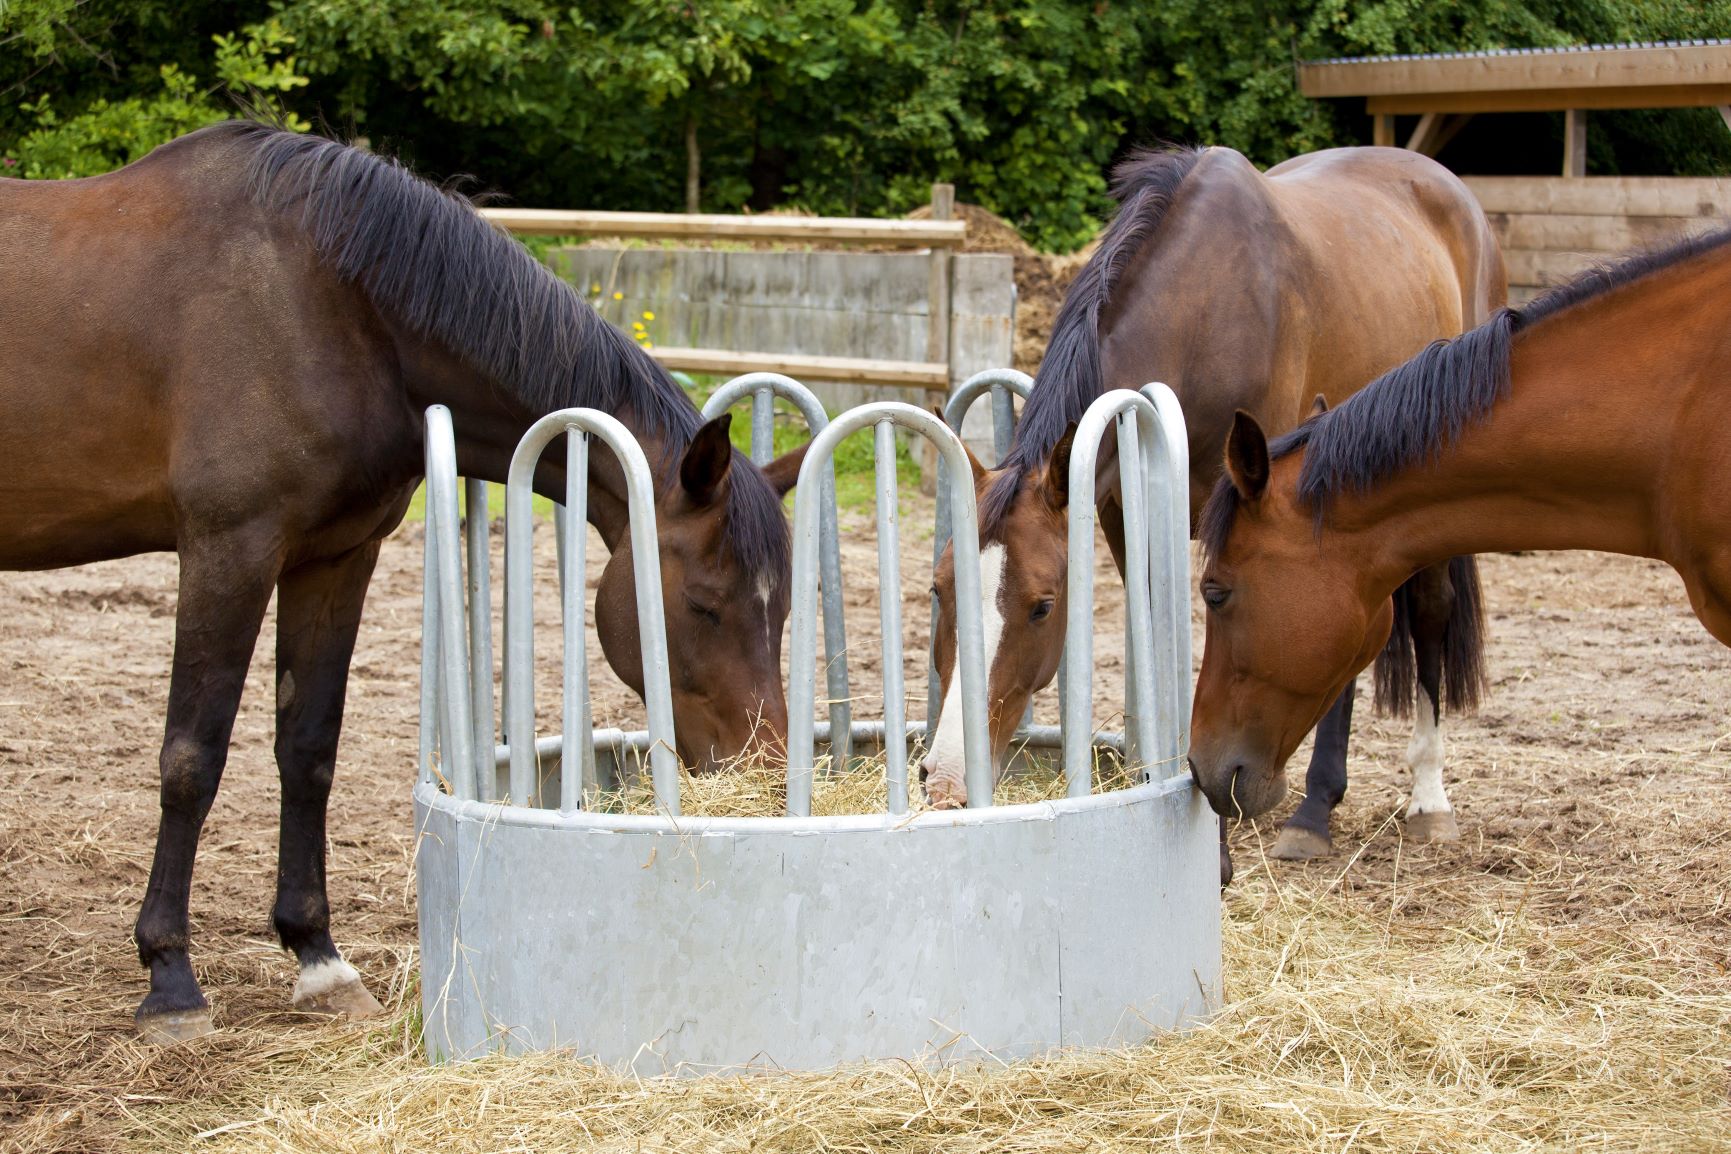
[398,337,679,550]
[1335,261,1731,584]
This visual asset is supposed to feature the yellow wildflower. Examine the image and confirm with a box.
[642,311,655,321]
[612,291,623,300]
[589,283,601,293]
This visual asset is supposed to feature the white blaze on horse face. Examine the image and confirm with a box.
[755,573,773,654]
[924,543,1006,799]
[1404,695,1450,816]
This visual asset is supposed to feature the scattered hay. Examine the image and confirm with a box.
[90,855,1731,1154]
[590,744,1140,818]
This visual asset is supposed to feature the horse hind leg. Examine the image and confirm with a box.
[134,531,279,1043]
[1404,562,1459,843]
[273,544,385,1019]
[1270,677,1354,860]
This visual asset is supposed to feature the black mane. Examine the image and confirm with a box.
[1199,224,1731,563]
[980,146,1204,534]
[211,121,788,577]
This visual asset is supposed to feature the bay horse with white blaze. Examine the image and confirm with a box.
[928,145,1503,875]
[1192,227,1731,821]
[0,123,807,1041]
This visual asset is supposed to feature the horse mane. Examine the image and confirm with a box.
[207,120,788,577]
[980,146,1205,535]
[1199,224,1731,566]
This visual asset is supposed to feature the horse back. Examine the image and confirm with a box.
[0,130,412,570]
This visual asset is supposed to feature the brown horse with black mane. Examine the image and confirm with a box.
[0,123,807,1040]
[926,145,1504,877]
[1192,227,1731,823]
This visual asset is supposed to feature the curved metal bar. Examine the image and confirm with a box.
[702,374,851,767]
[464,479,496,799]
[1061,390,1188,794]
[505,409,679,814]
[789,402,990,816]
[1142,382,1193,767]
[423,405,477,801]
[928,369,1034,736]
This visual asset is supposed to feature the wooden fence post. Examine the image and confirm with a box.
[920,182,956,494]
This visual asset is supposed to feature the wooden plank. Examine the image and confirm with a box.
[1462,176,1731,217]
[648,346,949,388]
[1301,43,1731,98]
[1366,83,1731,114]
[1373,114,1396,148]
[1502,247,1603,287]
[1485,211,1724,252]
[481,207,968,248]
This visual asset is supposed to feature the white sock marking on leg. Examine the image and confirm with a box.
[293,955,360,1001]
[1405,697,1450,816]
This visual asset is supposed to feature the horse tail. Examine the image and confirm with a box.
[1441,553,1489,713]
[1372,554,1488,717]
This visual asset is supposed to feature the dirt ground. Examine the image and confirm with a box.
[2,489,1729,1150]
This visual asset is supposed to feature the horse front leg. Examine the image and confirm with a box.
[1270,678,1355,861]
[273,542,386,1019]
[1403,562,1458,843]
[134,531,278,1043]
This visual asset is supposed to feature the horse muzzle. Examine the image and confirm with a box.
[1188,750,1287,820]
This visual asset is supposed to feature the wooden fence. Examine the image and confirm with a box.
[1463,175,1730,304]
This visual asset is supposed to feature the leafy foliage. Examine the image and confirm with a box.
[3,0,1727,246]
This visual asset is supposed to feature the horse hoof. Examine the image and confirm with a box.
[1269,825,1333,861]
[293,976,384,1019]
[135,1007,215,1045]
[1406,809,1459,843]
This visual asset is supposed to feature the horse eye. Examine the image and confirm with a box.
[929,585,941,601]
[1030,598,1054,623]
[1202,582,1231,610]
[687,600,722,624]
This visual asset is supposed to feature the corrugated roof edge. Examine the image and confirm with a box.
[1304,39,1730,67]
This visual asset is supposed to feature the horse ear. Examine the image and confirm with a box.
[1224,410,1270,502]
[762,440,810,497]
[1309,393,1329,418]
[681,414,734,505]
[1044,423,1077,512]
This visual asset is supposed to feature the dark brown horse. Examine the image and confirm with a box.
[0,123,806,1040]
[927,146,1504,875]
[1192,228,1731,825]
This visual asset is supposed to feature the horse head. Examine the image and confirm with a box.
[595,416,808,774]
[1189,411,1392,818]
[923,429,1075,807]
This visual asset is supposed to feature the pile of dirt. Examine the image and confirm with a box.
[907,201,1093,373]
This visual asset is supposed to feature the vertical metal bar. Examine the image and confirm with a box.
[876,420,909,815]
[561,432,593,813]
[991,383,1016,462]
[1116,414,1160,778]
[1144,382,1193,772]
[464,479,495,800]
[817,458,851,771]
[553,503,568,602]
[419,486,439,787]
[424,406,477,802]
[751,385,775,466]
[1062,450,1099,797]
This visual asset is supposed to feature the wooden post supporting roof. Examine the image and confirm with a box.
[1299,40,1731,174]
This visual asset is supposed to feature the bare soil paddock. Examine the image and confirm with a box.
[2,496,1728,1152]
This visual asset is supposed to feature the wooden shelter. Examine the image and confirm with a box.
[1298,40,1731,176]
